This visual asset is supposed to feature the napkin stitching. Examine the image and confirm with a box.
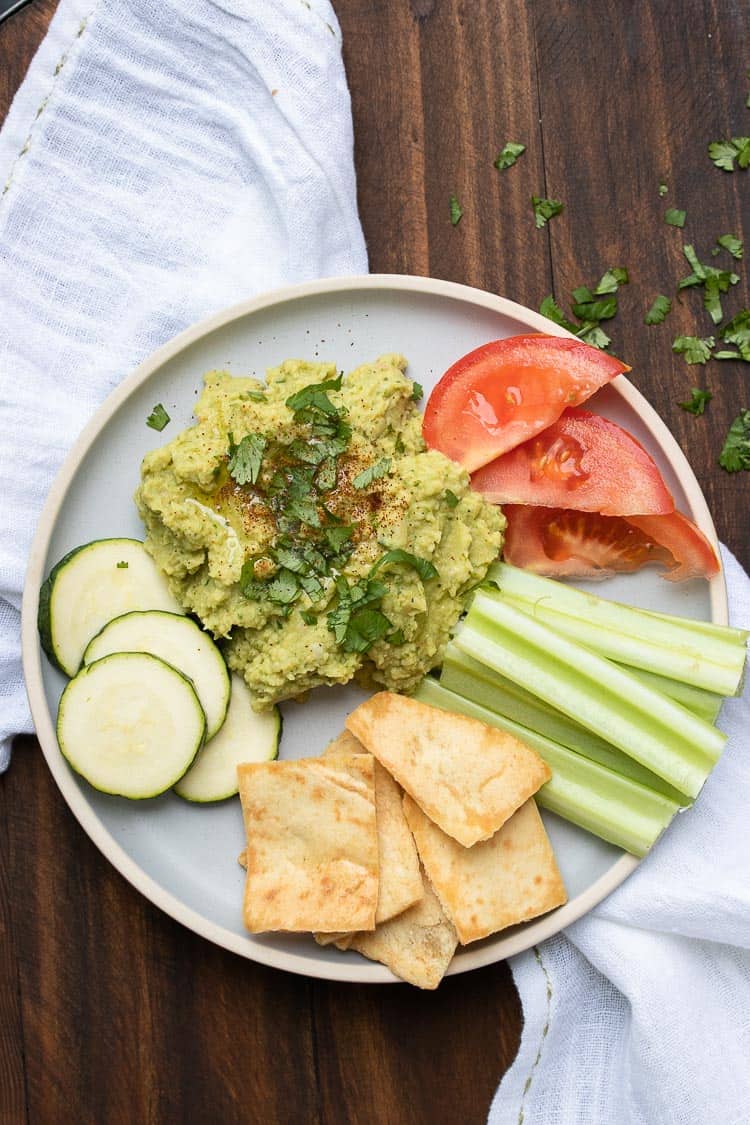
[517,944,553,1124]
[1,11,94,203]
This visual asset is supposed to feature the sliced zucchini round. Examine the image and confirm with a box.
[57,652,205,799]
[83,610,230,739]
[38,538,184,677]
[175,673,281,803]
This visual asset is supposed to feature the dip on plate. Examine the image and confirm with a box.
[136,355,504,706]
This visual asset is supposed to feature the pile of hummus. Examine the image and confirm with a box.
[136,355,505,707]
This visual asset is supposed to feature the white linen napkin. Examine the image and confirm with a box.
[0,0,367,769]
[490,544,750,1125]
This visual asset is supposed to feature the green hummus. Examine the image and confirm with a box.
[136,355,505,707]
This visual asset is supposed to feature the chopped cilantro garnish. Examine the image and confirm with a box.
[300,610,318,626]
[594,268,629,292]
[368,549,439,583]
[324,525,354,554]
[708,137,750,171]
[227,432,266,485]
[116,561,129,569]
[146,403,170,431]
[387,628,406,646]
[243,389,267,401]
[449,193,463,226]
[285,375,342,419]
[672,335,715,364]
[443,488,460,508]
[353,457,391,490]
[718,410,750,472]
[494,141,525,170]
[645,295,671,325]
[411,381,424,402]
[679,388,713,416]
[665,208,686,227]
[658,181,668,197]
[538,295,578,334]
[531,196,564,228]
[715,234,743,260]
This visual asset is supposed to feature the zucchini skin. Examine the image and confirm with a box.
[37,542,91,673]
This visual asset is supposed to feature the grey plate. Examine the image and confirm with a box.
[22,275,726,982]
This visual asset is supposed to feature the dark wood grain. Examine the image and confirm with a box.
[1,1,749,1123]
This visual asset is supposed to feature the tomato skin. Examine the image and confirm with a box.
[502,505,720,582]
[471,408,675,516]
[423,335,630,472]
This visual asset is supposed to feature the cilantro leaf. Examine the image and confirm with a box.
[715,234,743,260]
[494,141,525,170]
[449,193,463,226]
[146,403,170,431]
[539,295,578,333]
[571,296,617,322]
[411,381,424,402]
[116,561,129,569]
[284,375,344,420]
[718,410,750,472]
[531,196,564,228]
[341,608,393,653]
[352,457,391,490]
[227,432,266,485]
[665,208,686,227]
[682,244,706,281]
[679,388,713,416]
[324,525,354,554]
[266,568,301,605]
[658,181,668,197]
[594,268,629,294]
[672,335,715,364]
[243,389,267,401]
[715,309,750,362]
[443,489,460,508]
[577,324,611,350]
[369,549,439,582]
[645,295,671,325]
[299,610,318,626]
[708,137,750,171]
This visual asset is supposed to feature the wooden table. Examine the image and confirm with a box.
[1,3,748,1122]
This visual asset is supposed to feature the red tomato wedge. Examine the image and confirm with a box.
[422,335,630,472]
[471,408,675,516]
[502,505,720,582]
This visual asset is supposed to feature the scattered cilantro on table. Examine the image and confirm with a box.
[531,196,564,228]
[658,181,668,197]
[672,335,715,365]
[540,268,628,349]
[665,208,686,228]
[645,295,671,325]
[679,243,739,326]
[714,310,750,362]
[494,142,525,170]
[714,234,743,260]
[146,403,170,431]
[718,410,750,472]
[708,137,750,171]
[679,388,713,415]
[449,193,463,225]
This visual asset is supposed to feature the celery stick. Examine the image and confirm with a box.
[616,666,723,723]
[441,649,687,803]
[413,677,681,857]
[485,562,747,697]
[458,593,726,798]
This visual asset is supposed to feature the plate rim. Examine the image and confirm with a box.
[21,272,728,983]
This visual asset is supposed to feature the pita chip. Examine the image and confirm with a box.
[238,755,378,933]
[323,730,423,924]
[346,692,551,847]
[348,866,458,989]
[402,795,567,945]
